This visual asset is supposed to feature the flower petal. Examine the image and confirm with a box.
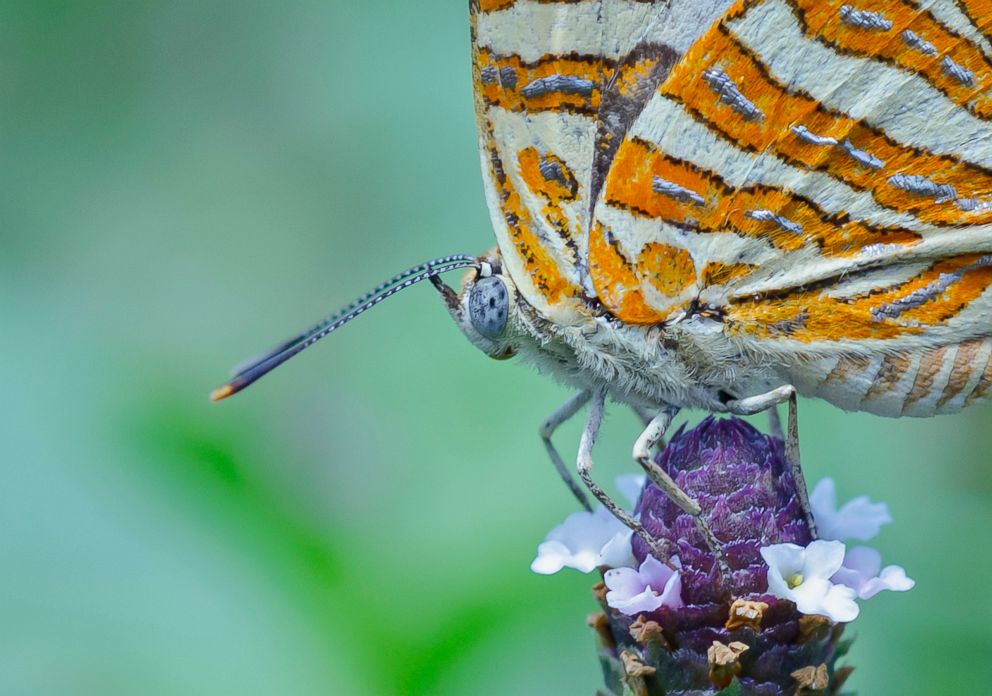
[811,477,892,542]
[789,577,859,622]
[832,496,892,542]
[531,540,597,575]
[655,568,684,610]
[597,530,635,569]
[760,543,805,579]
[820,582,860,623]
[637,555,677,589]
[532,504,631,575]
[859,565,915,600]
[843,546,883,579]
[789,576,833,615]
[603,566,647,597]
[802,540,847,579]
[809,478,838,522]
[606,586,664,616]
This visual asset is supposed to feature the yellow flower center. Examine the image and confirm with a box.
[787,573,804,589]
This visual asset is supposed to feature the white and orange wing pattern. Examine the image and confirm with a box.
[471,0,992,417]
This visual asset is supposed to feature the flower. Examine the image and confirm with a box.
[604,555,683,616]
[761,540,859,623]
[530,474,645,575]
[530,506,633,574]
[832,546,916,600]
[810,477,892,542]
[589,418,854,695]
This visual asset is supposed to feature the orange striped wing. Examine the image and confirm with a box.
[470,0,734,323]
[472,0,992,415]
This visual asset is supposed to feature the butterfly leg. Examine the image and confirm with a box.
[577,390,674,562]
[633,407,733,587]
[540,390,593,511]
[767,404,783,440]
[726,385,818,537]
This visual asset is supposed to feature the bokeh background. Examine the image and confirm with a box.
[2,2,990,694]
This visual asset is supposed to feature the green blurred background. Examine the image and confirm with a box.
[2,2,990,694]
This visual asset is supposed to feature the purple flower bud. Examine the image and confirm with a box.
[595,417,853,696]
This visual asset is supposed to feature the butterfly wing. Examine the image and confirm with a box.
[469,0,735,324]
[587,0,992,414]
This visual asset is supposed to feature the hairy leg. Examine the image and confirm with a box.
[633,407,733,589]
[539,391,593,511]
[576,390,673,562]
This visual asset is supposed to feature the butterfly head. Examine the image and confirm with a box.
[432,249,518,361]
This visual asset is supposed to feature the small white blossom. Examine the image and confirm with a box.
[761,540,859,623]
[530,506,633,574]
[604,555,684,615]
[530,475,645,575]
[810,478,892,542]
[832,546,915,600]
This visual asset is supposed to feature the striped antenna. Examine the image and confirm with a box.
[210,255,478,401]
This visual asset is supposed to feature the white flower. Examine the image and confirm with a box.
[831,546,916,600]
[761,540,859,623]
[604,555,684,615]
[530,474,645,575]
[530,506,633,574]
[810,478,892,542]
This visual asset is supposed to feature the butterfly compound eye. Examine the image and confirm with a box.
[468,276,509,339]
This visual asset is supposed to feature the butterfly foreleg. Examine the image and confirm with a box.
[725,385,818,537]
[577,390,674,563]
[540,390,593,511]
[633,407,733,590]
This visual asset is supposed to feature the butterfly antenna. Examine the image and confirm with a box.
[210,255,478,401]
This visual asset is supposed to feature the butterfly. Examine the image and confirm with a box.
[214,0,992,569]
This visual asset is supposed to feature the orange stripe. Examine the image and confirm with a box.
[966,348,992,405]
[588,224,667,324]
[517,147,578,204]
[637,242,697,299]
[475,49,606,114]
[865,352,912,401]
[938,339,984,408]
[725,254,992,343]
[956,0,992,35]
[825,354,874,385]
[478,0,515,11]
[701,261,756,286]
[477,0,588,11]
[791,0,992,119]
[476,0,668,11]
[903,346,948,412]
[661,23,992,226]
[516,147,580,256]
[485,143,577,305]
[892,254,992,326]
[603,137,922,257]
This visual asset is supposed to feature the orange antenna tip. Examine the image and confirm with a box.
[210,384,236,402]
